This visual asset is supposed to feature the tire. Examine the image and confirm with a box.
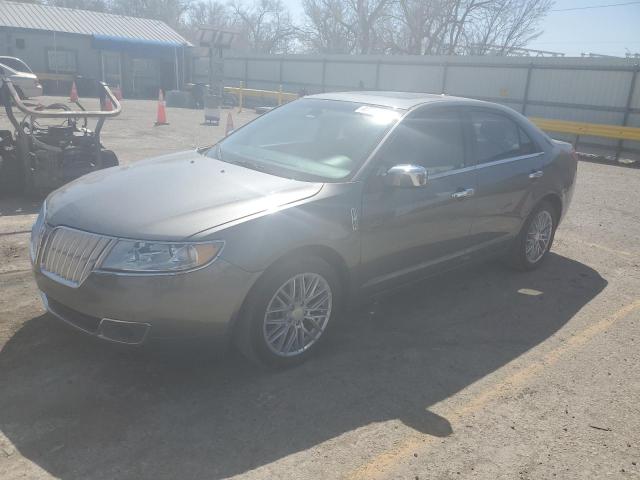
[235,256,341,368]
[100,150,119,168]
[508,200,557,271]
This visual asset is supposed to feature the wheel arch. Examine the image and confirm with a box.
[229,244,351,338]
[538,192,563,223]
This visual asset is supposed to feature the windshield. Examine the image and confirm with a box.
[208,98,403,182]
[0,57,32,74]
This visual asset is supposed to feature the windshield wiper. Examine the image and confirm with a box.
[216,148,276,175]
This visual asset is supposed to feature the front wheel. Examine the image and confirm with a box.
[235,256,340,367]
[508,200,557,271]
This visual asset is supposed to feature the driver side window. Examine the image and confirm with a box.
[377,109,466,176]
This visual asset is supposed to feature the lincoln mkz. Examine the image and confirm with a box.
[31,92,577,366]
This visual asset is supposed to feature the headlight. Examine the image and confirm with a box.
[30,202,46,263]
[98,240,223,273]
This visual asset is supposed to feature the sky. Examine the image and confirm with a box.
[528,0,640,56]
[282,0,640,57]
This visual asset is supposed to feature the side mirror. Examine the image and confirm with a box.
[384,164,427,188]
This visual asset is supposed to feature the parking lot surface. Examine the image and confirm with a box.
[1,98,639,479]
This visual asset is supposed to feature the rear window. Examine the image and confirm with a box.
[470,110,541,164]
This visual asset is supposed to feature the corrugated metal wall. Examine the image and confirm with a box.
[193,54,640,159]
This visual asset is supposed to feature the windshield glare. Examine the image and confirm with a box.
[209,99,402,181]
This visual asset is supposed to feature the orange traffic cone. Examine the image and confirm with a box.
[114,85,123,101]
[69,81,79,103]
[102,96,113,111]
[225,111,234,136]
[155,89,168,126]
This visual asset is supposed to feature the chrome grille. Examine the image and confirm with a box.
[40,227,113,287]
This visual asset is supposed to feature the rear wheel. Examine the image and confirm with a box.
[235,256,340,368]
[508,200,557,271]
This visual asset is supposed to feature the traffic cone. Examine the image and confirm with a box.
[69,81,79,103]
[155,89,168,126]
[225,111,234,136]
[102,96,113,111]
[114,85,123,101]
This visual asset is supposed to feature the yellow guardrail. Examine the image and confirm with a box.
[224,83,298,112]
[36,72,75,81]
[530,117,640,142]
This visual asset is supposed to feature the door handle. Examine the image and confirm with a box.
[529,170,544,179]
[451,188,475,199]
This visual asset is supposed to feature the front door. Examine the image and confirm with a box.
[359,107,477,293]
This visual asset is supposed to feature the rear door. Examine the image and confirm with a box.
[467,108,546,248]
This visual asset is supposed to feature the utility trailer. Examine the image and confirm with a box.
[0,78,121,197]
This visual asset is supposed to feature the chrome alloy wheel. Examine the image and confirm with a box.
[525,210,553,263]
[263,272,333,357]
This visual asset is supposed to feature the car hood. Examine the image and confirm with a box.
[9,71,37,80]
[46,150,324,240]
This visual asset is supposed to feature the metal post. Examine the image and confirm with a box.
[174,47,179,90]
[208,47,214,93]
[278,84,283,105]
[616,65,639,161]
[279,58,284,85]
[244,58,249,88]
[238,81,244,113]
[441,62,448,94]
[321,58,327,93]
[522,63,534,115]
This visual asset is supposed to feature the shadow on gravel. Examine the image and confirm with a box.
[0,253,606,479]
[0,196,41,217]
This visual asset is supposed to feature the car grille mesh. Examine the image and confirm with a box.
[40,227,113,287]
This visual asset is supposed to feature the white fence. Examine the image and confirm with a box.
[192,54,640,159]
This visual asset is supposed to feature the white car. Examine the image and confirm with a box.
[0,56,42,99]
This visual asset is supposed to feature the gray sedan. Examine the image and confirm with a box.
[31,92,577,366]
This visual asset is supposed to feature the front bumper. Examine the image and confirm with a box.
[35,258,259,345]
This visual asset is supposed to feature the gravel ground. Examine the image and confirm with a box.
[0,97,639,480]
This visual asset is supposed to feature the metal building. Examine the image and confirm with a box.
[0,0,192,98]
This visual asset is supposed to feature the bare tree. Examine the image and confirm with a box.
[44,0,108,10]
[299,0,392,53]
[299,0,355,53]
[380,0,450,54]
[372,0,552,56]
[188,0,231,27]
[107,0,193,29]
[347,0,392,53]
[463,0,553,55]
[230,0,298,53]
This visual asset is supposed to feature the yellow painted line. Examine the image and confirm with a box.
[530,117,640,142]
[344,299,640,480]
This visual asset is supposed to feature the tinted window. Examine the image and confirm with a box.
[470,111,540,163]
[379,109,466,175]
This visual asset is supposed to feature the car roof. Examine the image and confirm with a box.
[305,91,490,110]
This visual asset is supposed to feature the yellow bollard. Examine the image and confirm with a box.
[278,84,283,106]
[238,81,244,113]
